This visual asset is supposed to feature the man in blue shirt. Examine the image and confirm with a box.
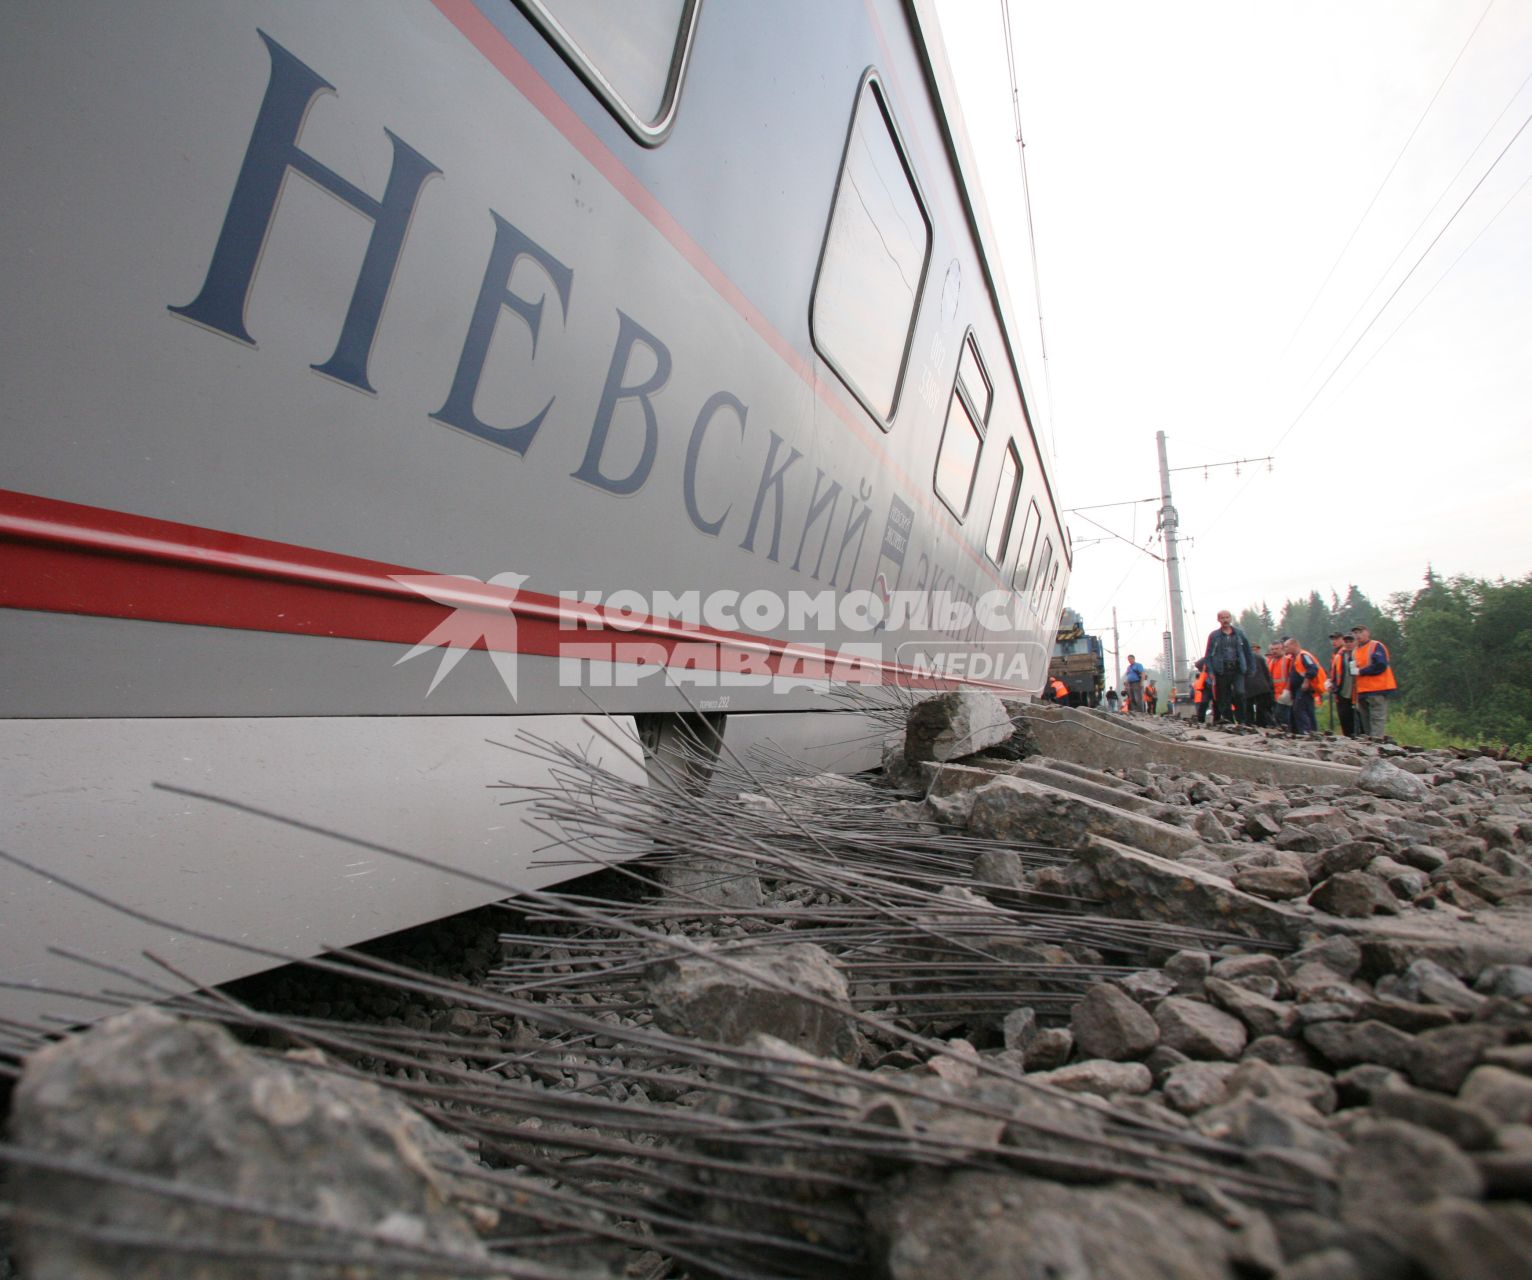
[1123,655,1145,713]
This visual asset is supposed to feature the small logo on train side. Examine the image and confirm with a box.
[392,572,528,700]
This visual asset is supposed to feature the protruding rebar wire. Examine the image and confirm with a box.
[1,717,1311,1278]
[500,722,1273,959]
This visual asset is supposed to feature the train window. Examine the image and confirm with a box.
[984,443,1022,565]
[1041,562,1060,625]
[934,392,983,518]
[934,329,992,519]
[1012,500,1041,591]
[811,76,932,427]
[957,335,992,423]
[516,0,701,144]
[1030,537,1054,614]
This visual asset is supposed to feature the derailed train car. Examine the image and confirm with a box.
[0,1,1069,1027]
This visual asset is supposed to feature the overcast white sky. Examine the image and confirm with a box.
[937,0,1532,681]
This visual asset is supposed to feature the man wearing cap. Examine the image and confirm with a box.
[1350,623,1397,738]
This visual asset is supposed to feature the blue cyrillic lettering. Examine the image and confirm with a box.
[169,32,439,393]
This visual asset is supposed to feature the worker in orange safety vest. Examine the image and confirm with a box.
[1350,623,1398,739]
[1268,644,1293,732]
[1329,632,1357,737]
[1192,661,1209,723]
[1284,637,1325,736]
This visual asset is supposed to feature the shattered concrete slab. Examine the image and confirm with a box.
[965,775,1203,861]
[1023,705,1360,788]
[905,691,1015,764]
[1076,835,1309,943]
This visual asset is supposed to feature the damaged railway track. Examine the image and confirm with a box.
[3,694,1532,1278]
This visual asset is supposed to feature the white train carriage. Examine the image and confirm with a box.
[0,1,1069,1030]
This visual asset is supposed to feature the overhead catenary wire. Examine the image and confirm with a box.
[1090,555,1152,639]
[1178,553,1201,652]
[1277,0,1501,358]
[1190,101,1532,550]
[1020,8,1528,646]
[1062,497,1158,514]
[1269,104,1532,458]
[1292,61,1532,414]
[1127,15,1532,598]
[1000,0,1057,458]
[1326,163,1532,408]
[1070,509,1164,561]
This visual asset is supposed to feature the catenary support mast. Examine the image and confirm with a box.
[1156,431,1190,687]
[1110,607,1120,693]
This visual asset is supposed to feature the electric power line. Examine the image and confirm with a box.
[1194,150,1532,551]
[1000,0,1056,458]
[1063,497,1159,513]
[1294,61,1532,409]
[1209,30,1519,547]
[1269,102,1532,457]
[1195,170,1532,554]
[1091,556,1149,632]
[1328,162,1532,407]
[1071,510,1164,560]
[1277,0,1500,358]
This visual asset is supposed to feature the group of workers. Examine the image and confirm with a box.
[1101,655,1157,716]
[1084,613,1398,739]
[1054,679,1160,712]
[1187,611,1398,738]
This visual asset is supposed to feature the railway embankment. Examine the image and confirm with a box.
[4,693,1532,1278]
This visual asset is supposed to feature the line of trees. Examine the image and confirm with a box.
[1235,568,1532,749]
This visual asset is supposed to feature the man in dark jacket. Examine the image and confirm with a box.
[1203,610,1255,726]
[1244,642,1275,726]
